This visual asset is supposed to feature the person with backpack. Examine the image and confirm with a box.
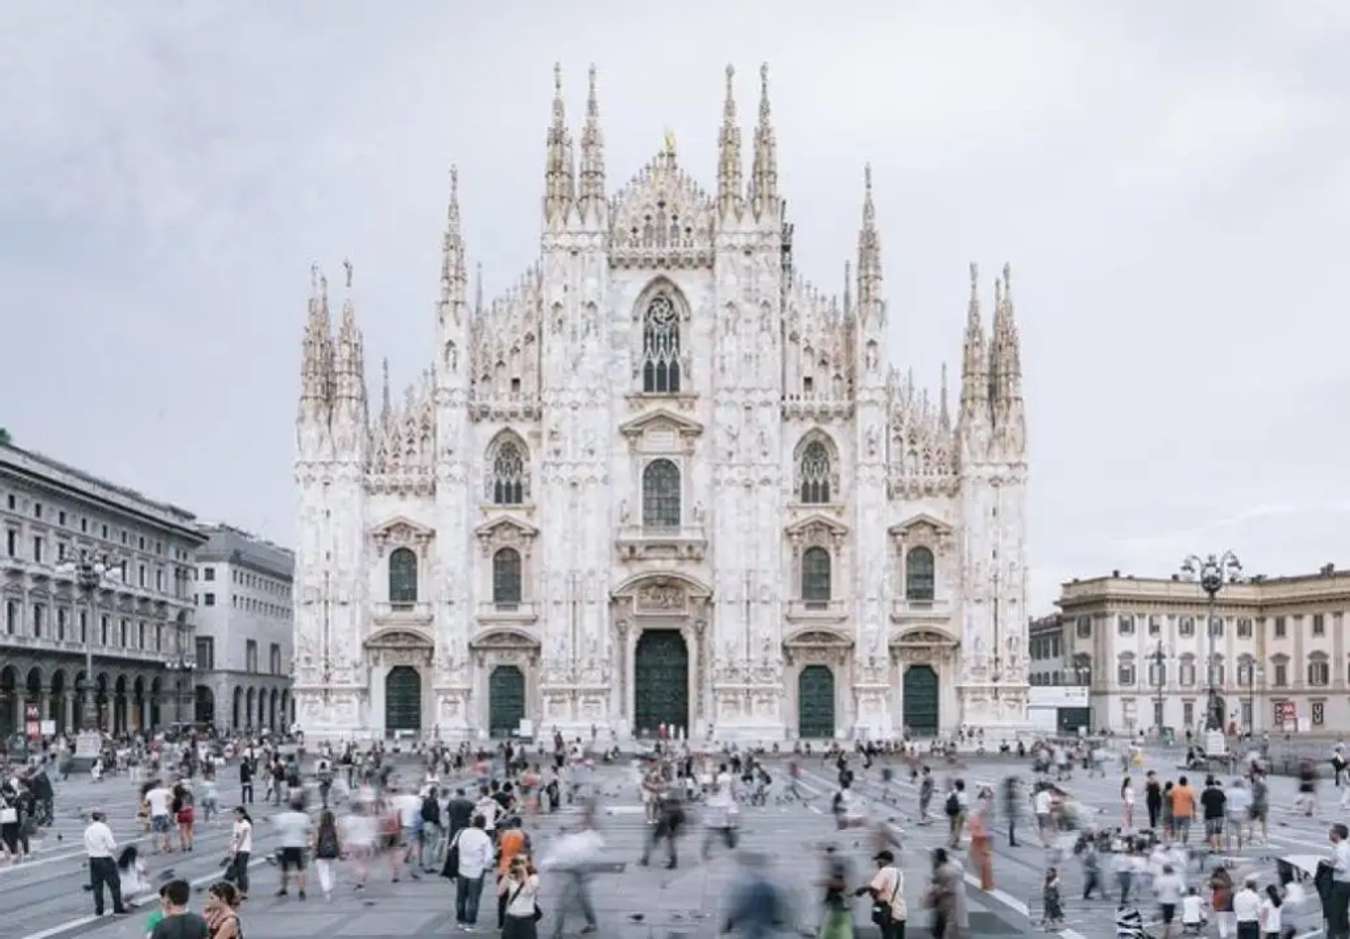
[945,780,967,849]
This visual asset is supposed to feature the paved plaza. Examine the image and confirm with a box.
[3,753,1032,939]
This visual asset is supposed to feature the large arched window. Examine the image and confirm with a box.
[493,548,522,605]
[799,441,831,503]
[642,459,681,528]
[388,547,418,605]
[905,547,935,601]
[642,294,680,393]
[488,436,528,505]
[802,547,831,603]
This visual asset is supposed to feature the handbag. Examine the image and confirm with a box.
[441,830,462,879]
[509,880,543,923]
[871,871,902,925]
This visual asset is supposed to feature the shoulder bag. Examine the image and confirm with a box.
[872,869,902,925]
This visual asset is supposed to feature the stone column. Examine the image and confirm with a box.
[62,692,75,733]
[40,686,52,721]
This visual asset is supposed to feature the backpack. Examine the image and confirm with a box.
[945,792,961,817]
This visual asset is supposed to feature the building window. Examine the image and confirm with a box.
[33,502,41,519]
[1313,613,1325,637]
[155,569,163,591]
[802,546,831,603]
[119,619,128,646]
[1179,616,1195,637]
[641,293,680,393]
[1237,617,1252,638]
[1154,699,1164,729]
[196,637,214,670]
[1183,700,1195,727]
[1148,615,1161,636]
[1273,662,1288,687]
[1308,657,1330,687]
[79,610,86,643]
[1208,658,1225,686]
[100,615,109,645]
[488,436,529,505]
[1209,616,1224,637]
[246,640,258,673]
[270,644,282,675]
[101,524,108,539]
[138,564,146,588]
[388,547,418,605]
[1072,653,1092,686]
[1179,658,1196,687]
[138,621,145,649]
[156,624,162,651]
[203,593,216,607]
[5,529,14,557]
[1076,615,1091,639]
[5,494,13,509]
[58,510,65,526]
[203,567,214,582]
[32,536,43,563]
[138,535,144,550]
[1149,662,1167,686]
[798,440,831,503]
[1118,615,1135,636]
[1118,660,1136,686]
[1274,616,1286,638]
[492,548,522,605]
[32,603,44,638]
[57,607,66,640]
[1313,701,1326,726]
[641,459,681,528]
[81,518,87,533]
[905,547,935,601]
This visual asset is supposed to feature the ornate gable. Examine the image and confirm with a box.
[608,145,715,270]
[888,512,954,554]
[784,512,848,555]
[369,516,435,557]
[475,514,539,556]
[619,408,703,453]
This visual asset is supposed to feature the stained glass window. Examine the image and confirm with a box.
[642,459,681,528]
[642,295,680,393]
[389,547,418,605]
[906,547,935,600]
[802,547,831,602]
[489,438,527,505]
[493,548,521,605]
[799,441,831,503]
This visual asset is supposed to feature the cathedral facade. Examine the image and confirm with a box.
[293,65,1030,743]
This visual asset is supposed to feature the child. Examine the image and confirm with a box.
[1181,885,1206,936]
[1042,867,1065,929]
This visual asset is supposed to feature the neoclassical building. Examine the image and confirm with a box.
[293,65,1031,742]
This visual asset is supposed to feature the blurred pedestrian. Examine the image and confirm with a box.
[313,809,341,901]
[498,855,540,939]
[542,821,601,936]
[1039,866,1065,930]
[817,844,853,939]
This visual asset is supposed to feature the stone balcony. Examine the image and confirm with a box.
[371,601,435,628]
[890,597,953,623]
[475,601,540,625]
[615,524,707,562]
[785,598,849,623]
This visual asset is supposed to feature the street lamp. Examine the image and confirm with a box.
[1180,551,1243,732]
[54,549,124,732]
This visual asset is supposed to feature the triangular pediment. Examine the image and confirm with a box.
[365,628,435,649]
[784,626,854,647]
[469,627,542,650]
[619,408,704,439]
[888,512,953,537]
[784,512,849,538]
[474,514,539,540]
[370,515,435,539]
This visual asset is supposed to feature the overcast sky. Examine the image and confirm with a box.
[3,2,1347,614]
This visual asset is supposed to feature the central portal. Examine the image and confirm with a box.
[634,629,688,735]
[385,666,422,735]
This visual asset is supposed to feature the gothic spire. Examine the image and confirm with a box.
[843,260,852,318]
[959,261,989,422]
[474,261,483,317]
[440,166,467,319]
[576,64,606,222]
[717,64,744,221]
[750,62,778,220]
[543,62,575,224]
[299,263,335,424]
[990,261,1023,409]
[380,357,391,427]
[939,361,951,432]
[857,165,884,322]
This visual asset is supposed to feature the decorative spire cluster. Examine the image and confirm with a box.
[749,63,778,220]
[576,64,606,221]
[299,264,334,421]
[440,166,467,321]
[543,63,577,225]
[717,64,744,220]
[959,261,1025,456]
[856,165,884,325]
[298,261,367,456]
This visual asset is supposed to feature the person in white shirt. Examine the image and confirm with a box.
[1233,877,1261,939]
[144,782,174,854]
[1154,865,1185,939]
[1180,886,1205,936]
[497,854,540,935]
[474,788,500,837]
[1225,780,1252,850]
[1258,884,1282,938]
[83,811,126,916]
[228,806,253,900]
[452,815,494,929]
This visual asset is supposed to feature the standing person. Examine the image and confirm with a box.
[145,779,174,854]
[968,796,994,891]
[1249,772,1269,846]
[313,809,341,901]
[452,814,494,930]
[445,787,475,842]
[1209,865,1235,939]
[1171,776,1195,846]
[1033,784,1054,848]
[1328,823,1350,939]
[1001,776,1023,847]
[1122,776,1136,832]
[1258,884,1282,939]
[174,782,196,852]
[83,809,127,917]
[1154,864,1185,939]
[944,780,967,849]
[419,785,442,873]
[1201,777,1227,853]
[238,756,253,805]
[203,882,242,939]
[855,849,906,939]
[226,807,252,901]
[1040,866,1065,930]
[1233,875,1261,939]
[1113,843,1136,906]
[1080,833,1105,901]
[917,767,934,826]
[1225,778,1251,850]
[1145,771,1163,831]
[496,819,528,930]
[149,879,208,939]
[498,855,540,939]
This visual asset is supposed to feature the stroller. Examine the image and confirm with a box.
[1115,905,1149,939]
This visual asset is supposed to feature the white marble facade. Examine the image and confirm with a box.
[293,65,1030,743]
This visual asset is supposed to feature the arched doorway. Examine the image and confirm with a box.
[634,630,688,736]
[245,688,256,729]
[148,677,161,729]
[96,674,110,731]
[489,666,525,738]
[132,677,145,732]
[25,668,43,735]
[113,675,128,734]
[0,666,17,738]
[797,665,835,738]
[195,686,214,726]
[385,666,421,735]
[50,671,66,732]
[232,687,242,729]
[268,689,278,730]
[903,665,939,736]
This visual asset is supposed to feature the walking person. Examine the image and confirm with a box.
[854,849,906,939]
[1258,884,1282,939]
[817,845,854,939]
[1080,834,1105,901]
[1122,776,1136,833]
[1154,863,1184,939]
[944,780,967,850]
[450,814,494,930]
[148,879,208,939]
[639,794,684,870]
[145,778,174,854]
[1040,866,1065,930]
[1233,875,1261,939]
[1002,776,1023,847]
[542,820,601,937]
[238,756,253,805]
[495,819,529,930]
[313,809,341,901]
[968,795,994,891]
[1171,776,1195,846]
[1145,771,1163,831]
[1209,865,1236,939]
[917,767,934,826]
[226,806,252,901]
[83,809,127,917]
[1249,772,1269,846]
[1113,843,1136,906]
[498,855,540,939]
[1201,777,1227,853]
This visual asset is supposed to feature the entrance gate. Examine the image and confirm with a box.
[385,666,421,734]
[902,665,939,736]
[797,665,835,738]
[634,630,688,736]
[489,666,525,738]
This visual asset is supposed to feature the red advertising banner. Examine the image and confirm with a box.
[24,703,40,740]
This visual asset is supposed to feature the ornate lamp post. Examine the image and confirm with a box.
[54,549,124,732]
[1180,551,1243,732]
